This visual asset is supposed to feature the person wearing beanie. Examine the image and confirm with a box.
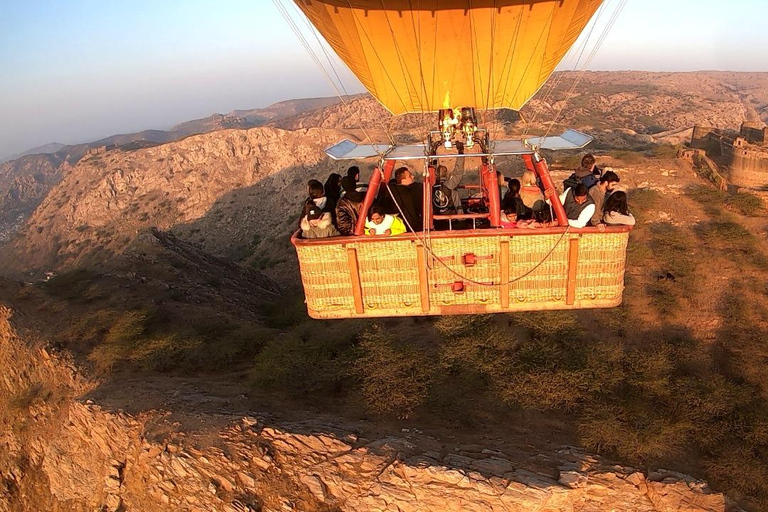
[300,204,339,239]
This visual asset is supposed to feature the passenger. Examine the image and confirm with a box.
[304,179,335,224]
[324,173,342,209]
[603,191,636,226]
[564,153,601,190]
[300,205,339,239]
[335,176,365,236]
[497,170,509,200]
[432,158,465,215]
[365,205,406,236]
[559,183,595,229]
[520,170,547,213]
[347,165,367,194]
[502,178,533,221]
[500,210,516,228]
[388,167,423,232]
[589,171,620,226]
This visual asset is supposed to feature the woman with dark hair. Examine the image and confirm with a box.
[324,173,342,209]
[602,191,635,226]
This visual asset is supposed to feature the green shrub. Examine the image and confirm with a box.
[610,150,644,163]
[627,188,661,218]
[251,320,361,397]
[579,399,694,462]
[696,221,768,269]
[686,184,726,206]
[43,268,97,300]
[88,308,206,372]
[725,192,765,216]
[649,224,696,278]
[353,326,435,418]
[647,144,678,159]
[688,185,764,217]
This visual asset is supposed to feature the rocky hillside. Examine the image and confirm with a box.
[0,96,354,243]
[0,302,739,511]
[0,142,66,164]
[4,72,766,278]
[0,153,68,243]
[521,71,768,136]
[277,71,768,143]
[0,126,347,276]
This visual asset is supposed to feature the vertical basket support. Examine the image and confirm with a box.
[500,239,510,309]
[347,246,364,314]
[566,236,580,305]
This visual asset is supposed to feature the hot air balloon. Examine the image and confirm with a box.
[287,0,632,319]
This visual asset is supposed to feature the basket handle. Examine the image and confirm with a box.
[462,253,494,266]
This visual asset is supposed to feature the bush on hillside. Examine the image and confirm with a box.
[353,325,435,418]
[647,144,679,159]
[725,191,764,216]
[251,320,363,397]
[610,150,644,163]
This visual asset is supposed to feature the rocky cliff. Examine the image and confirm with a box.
[0,153,67,243]
[0,304,739,512]
[0,126,348,276]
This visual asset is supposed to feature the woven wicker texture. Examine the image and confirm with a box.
[428,237,501,306]
[295,230,629,318]
[356,240,421,311]
[575,232,629,302]
[296,243,355,313]
[508,233,569,304]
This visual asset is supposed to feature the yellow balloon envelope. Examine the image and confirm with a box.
[294,0,603,114]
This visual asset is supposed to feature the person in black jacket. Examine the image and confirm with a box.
[324,173,342,210]
[335,176,365,236]
[385,167,423,232]
[502,179,533,221]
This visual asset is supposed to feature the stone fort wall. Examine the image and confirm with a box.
[691,123,768,188]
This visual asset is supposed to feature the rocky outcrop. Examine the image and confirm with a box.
[0,305,740,512]
[0,153,67,242]
[0,126,347,275]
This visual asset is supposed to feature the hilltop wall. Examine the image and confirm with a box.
[691,124,768,188]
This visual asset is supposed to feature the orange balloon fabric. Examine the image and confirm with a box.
[294,0,603,114]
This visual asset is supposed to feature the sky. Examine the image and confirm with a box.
[0,0,766,160]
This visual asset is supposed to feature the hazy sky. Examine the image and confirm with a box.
[1,0,766,159]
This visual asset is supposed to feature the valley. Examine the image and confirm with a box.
[2,72,768,511]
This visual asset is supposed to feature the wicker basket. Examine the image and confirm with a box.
[293,227,630,319]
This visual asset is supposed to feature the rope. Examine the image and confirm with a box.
[276,0,385,147]
[379,169,571,287]
[542,0,629,140]
[522,0,608,138]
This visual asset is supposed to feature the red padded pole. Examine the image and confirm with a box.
[483,161,501,228]
[424,164,435,230]
[531,152,568,227]
[522,153,537,173]
[354,159,395,235]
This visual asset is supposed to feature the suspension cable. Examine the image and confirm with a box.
[542,0,629,140]
[523,1,608,138]
[275,0,387,148]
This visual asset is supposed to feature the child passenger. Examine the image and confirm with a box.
[365,205,406,236]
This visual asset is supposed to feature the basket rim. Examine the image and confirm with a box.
[292,225,632,247]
